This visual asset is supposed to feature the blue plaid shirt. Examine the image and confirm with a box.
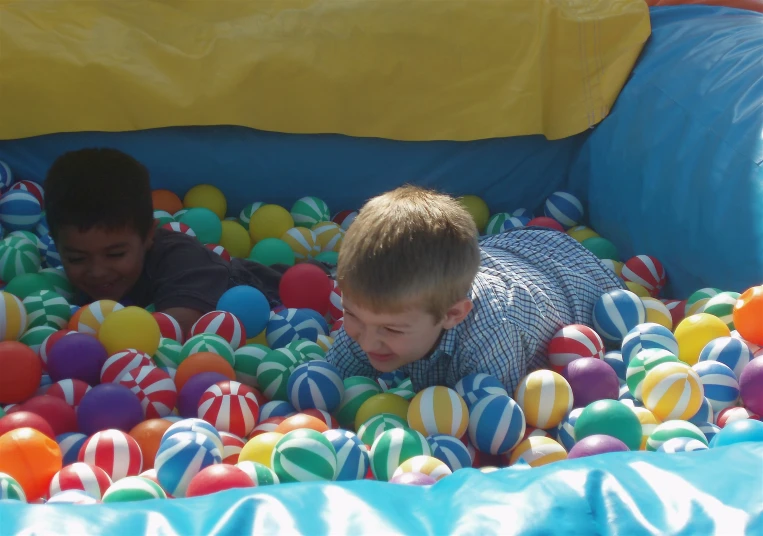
[325,228,624,395]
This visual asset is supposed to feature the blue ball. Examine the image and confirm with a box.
[620,323,679,363]
[217,285,270,337]
[511,208,534,219]
[556,407,584,451]
[378,371,407,389]
[688,397,715,426]
[259,400,297,421]
[56,432,88,466]
[155,431,222,497]
[698,337,752,379]
[657,437,709,453]
[0,190,42,231]
[618,384,643,407]
[543,191,584,229]
[35,212,49,237]
[287,361,345,413]
[593,290,646,344]
[161,417,223,453]
[298,308,329,335]
[698,422,721,444]
[0,160,12,192]
[454,373,507,408]
[266,308,326,347]
[69,304,80,316]
[323,429,369,480]
[602,350,628,382]
[691,361,740,413]
[40,234,62,268]
[712,419,763,448]
[467,394,526,455]
[427,433,474,471]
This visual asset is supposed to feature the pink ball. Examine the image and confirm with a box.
[568,434,629,459]
[739,356,763,416]
[562,357,620,409]
[185,464,254,497]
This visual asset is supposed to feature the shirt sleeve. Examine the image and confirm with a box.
[325,328,378,380]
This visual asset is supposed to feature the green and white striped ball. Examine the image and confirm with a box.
[485,213,512,235]
[387,386,416,401]
[626,348,679,401]
[291,197,331,228]
[239,202,264,229]
[19,325,57,356]
[271,429,337,483]
[153,210,175,227]
[101,476,167,503]
[234,344,270,388]
[22,290,70,329]
[153,338,184,369]
[357,413,408,446]
[0,241,41,281]
[370,428,431,481]
[0,472,26,501]
[287,339,325,362]
[687,288,722,308]
[646,420,708,452]
[8,231,41,249]
[180,333,236,367]
[256,349,299,401]
[38,267,75,301]
[236,461,280,486]
[702,292,740,330]
[335,376,382,429]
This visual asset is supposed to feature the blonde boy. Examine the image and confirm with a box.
[325,185,624,394]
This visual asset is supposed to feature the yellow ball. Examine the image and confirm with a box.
[73,299,124,337]
[355,393,410,432]
[508,436,567,467]
[625,281,651,298]
[630,406,662,450]
[600,259,624,278]
[183,184,227,220]
[641,362,704,421]
[641,297,673,330]
[685,298,710,316]
[247,329,268,347]
[674,313,731,365]
[98,306,161,356]
[238,432,284,468]
[220,220,251,258]
[249,204,294,244]
[311,222,344,253]
[458,195,490,233]
[393,455,452,482]
[281,227,319,262]
[514,370,573,429]
[567,225,600,242]
[407,386,468,438]
[0,291,27,341]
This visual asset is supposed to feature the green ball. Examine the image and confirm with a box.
[249,238,295,266]
[646,420,708,451]
[272,429,337,483]
[314,251,338,266]
[387,386,416,401]
[236,461,279,486]
[153,338,184,368]
[702,292,740,330]
[101,476,167,503]
[335,376,383,429]
[256,349,300,401]
[625,348,679,401]
[0,242,41,282]
[22,289,70,329]
[180,333,235,367]
[286,340,325,362]
[687,288,723,308]
[574,399,643,451]
[485,213,511,235]
[369,428,431,481]
[291,197,331,228]
[145,303,156,313]
[8,231,41,249]
[581,237,620,261]
[234,344,270,388]
[38,267,75,301]
[239,202,264,229]
[20,325,57,355]
[178,207,222,244]
[0,406,5,418]
[5,273,54,300]
[357,413,407,446]
[153,210,175,227]
[0,472,26,501]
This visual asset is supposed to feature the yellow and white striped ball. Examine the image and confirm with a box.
[71,300,124,337]
[641,361,704,421]
[567,226,599,243]
[393,455,452,482]
[641,297,673,331]
[311,222,344,253]
[600,259,624,279]
[508,436,568,468]
[281,227,319,262]
[0,291,28,341]
[407,386,468,438]
[625,282,651,298]
[629,406,662,450]
[686,298,710,317]
[514,370,573,429]
[315,334,334,352]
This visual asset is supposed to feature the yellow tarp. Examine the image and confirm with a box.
[0,0,650,141]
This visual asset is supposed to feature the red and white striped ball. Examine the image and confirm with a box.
[715,406,761,428]
[622,256,666,297]
[547,324,605,372]
[331,210,358,231]
[248,416,287,439]
[46,379,91,409]
[40,329,77,368]
[330,318,344,338]
[190,311,246,350]
[661,300,687,328]
[219,431,247,464]
[78,429,144,481]
[328,281,343,323]
[48,462,112,500]
[10,180,45,207]
[118,365,178,419]
[204,244,232,262]
[302,408,339,430]
[161,221,197,238]
[100,349,153,384]
[198,381,261,438]
[152,312,184,343]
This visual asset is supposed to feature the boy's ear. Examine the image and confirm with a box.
[143,224,156,250]
[442,298,473,329]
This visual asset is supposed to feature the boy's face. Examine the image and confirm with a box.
[341,295,472,373]
[56,225,154,302]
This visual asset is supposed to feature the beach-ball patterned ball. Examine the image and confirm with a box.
[155,431,222,497]
[267,308,326,347]
[198,381,260,438]
[658,437,709,454]
[621,323,678,365]
[393,455,452,482]
[190,311,246,350]
[625,348,679,401]
[152,313,184,343]
[697,337,752,379]
[256,349,300,402]
[100,349,153,384]
[356,413,408,446]
[161,221,196,238]
[272,429,337,483]
[0,291,28,341]
[287,361,344,413]
[236,460,279,486]
[152,338,183,369]
[48,462,112,500]
[621,256,666,297]
[335,376,382,429]
[427,434,474,471]
[23,290,70,330]
[593,290,646,344]
[0,160,13,191]
[47,379,91,411]
[702,292,741,330]
[508,436,568,467]
[467,394,526,455]
[0,472,26,501]
[312,221,344,253]
[688,396,715,427]
[630,407,661,451]
[162,418,224,454]
[0,240,41,283]
[687,288,722,310]
[640,298,674,331]
[239,202,264,229]
[691,361,739,413]
[543,191,584,229]
[370,428,431,481]
[101,475,168,503]
[287,339,325,362]
[281,227,320,262]
[715,406,760,428]
[232,344,269,388]
[39,234,62,268]
[71,300,124,337]
[602,351,628,383]
[555,407,585,451]
[407,386,468,439]
[291,196,331,228]
[118,365,177,419]
[0,190,42,231]
[56,433,88,467]
[322,429,369,481]
[485,213,526,235]
[514,370,573,429]
[78,429,144,482]
[218,432,247,464]
[9,180,44,207]
[454,373,507,409]
[641,362,704,421]
[258,400,296,422]
[179,333,235,367]
[698,422,721,443]
[646,420,708,451]
[547,324,605,372]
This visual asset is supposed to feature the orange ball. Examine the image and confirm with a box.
[274,413,329,434]
[0,427,62,501]
[129,419,173,470]
[734,286,763,346]
[174,352,236,391]
[0,341,42,404]
[152,189,183,215]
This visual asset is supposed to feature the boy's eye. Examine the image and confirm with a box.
[107,252,126,259]
[66,257,85,264]
[384,327,403,335]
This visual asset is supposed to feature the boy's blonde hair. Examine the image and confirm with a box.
[337,185,481,320]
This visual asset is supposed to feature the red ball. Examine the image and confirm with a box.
[77,429,144,481]
[198,381,260,438]
[278,264,333,315]
[100,349,153,384]
[190,311,247,350]
[46,379,92,409]
[716,406,760,428]
[327,281,343,323]
[152,313,184,343]
[10,180,45,207]
[161,221,196,238]
[661,300,687,328]
[0,411,56,439]
[248,416,287,439]
[48,462,112,500]
[19,395,78,436]
[0,341,43,404]
[547,324,605,372]
[219,431,247,464]
[622,255,666,297]
[204,244,232,262]
[527,217,565,232]
[185,464,254,497]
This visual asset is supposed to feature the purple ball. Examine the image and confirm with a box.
[568,434,630,459]
[76,383,144,436]
[46,333,108,386]
[177,372,230,418]
[562,357,620,408]
[389,472,437,486]
[739,356,763,416]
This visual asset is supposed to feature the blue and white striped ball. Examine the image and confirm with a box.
[603,350,628,382]
[454,373,508,408]
[287,361,345,413]
[69,304,80,317]
[298,308,330,337]
[162,415,183,424]
[691,361,739,413]
[620,323,679,364]
[36,213,49,237]
[0,160,12,192]
[593,290,646,344]
[427,433,474,471]
[259,400,297,421]
[378,371,407,389]
[155,431,222,498]
[511,208,533,220]
[56,432,88,466]
[0,190,42,231]
[161,418,223,454]
[688,397,715,426]
[467,394,526,455]
[618,384,643,407]
[697,337,752,379]
[543,191,584,229]
[266,308,326,347]
[556,407,584,451]
[657,437,709,453]
[697,422,721,444]
[322,429,369,481]
[40,234,62,268]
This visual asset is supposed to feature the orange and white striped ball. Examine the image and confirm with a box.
[407,386,469,438]
[70,300,124,336]
[190,311,246,350]
[641,362,704,421]
[547,324,605,372]
[514,370,573,429]
[281,227,319,262]
[393,455,452,482]
[641,298,673,331]
[0,290,28,341]
[630,406,662,450]
[219,431,247,464]
[311,222,344,253]
[508,436,568,467]
[48,462,113,501]
[198,380,261,438]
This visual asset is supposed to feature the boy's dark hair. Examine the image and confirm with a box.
[44,148,154,240]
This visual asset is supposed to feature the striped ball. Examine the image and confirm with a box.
[302,408,339,429]
[467,394,526,454]
[161,221,196,238]
[662,299,688,327]
[48,462,112,500]
[235,461,279,485]
[155,431,222,498]
[393,455,452,482]
[370,428,431,481]
[9,180,44,206]
[593,290,646,344]
[266,308,326,347]
[256,349,300,401]
[642,362,704,421]
[204,244,231,261]
[703,292,740,330]
[602,351,628,382]
[219,432,247,464]
[100,349,153,384]
[78,429,144,481]
[47,379,91,410]
[687,288,722,309]
[233,344,270,388]
[485,213,526,235]
[508,436,568,467]
[0,160,12,190]
[543,191,584,229]
[630,406,661,450]
[47,489,97,504]
[239,202,264,229]
[0,291,28,341]
[119,365,178,419]
[691,361,739,413]
[0,472,26,501]
[291,196,331,227]
[19,325,56,359]
[40,234,61,268]
[180,333,235,367]
[326,281,343,323]
[626,348,679,401]
[281,227,319,261]
[407,386,468,438]
[698,422,721,443]
[152,338,184,369]
[153,210,175,227]
[56,433,88,467]
[322,429,369,481]
[686,298,710,317]
[0,241,41,282]
[427,434,473,471]
[0,190,42,231]
[514,370,572,429]
[190,311,246,350]
[102,476,167,502]
[72,300,123,336]
[287,361,344,413]
[23,290,70,330]
[331,210,358,231]
[547,324,605,372]
[688,396,715,426]
[152,313,184,343]
[258,400,297,421]
[621,323,678,365]
[555,407,584,451]
[249,417,286,438]
[312,222,344,253]
[335,376,382,429]
[641,298,673,330]
[388,385,416,401]
[657,437,709,453]
[287,339,326,362]
[454,373,507,408]
[357,413,408,446]
[646,420,707,451]
[162,418,224,454]
[621,256,666,297]
[272,429,337,482]
[38,267,74,301]
[715,406,759,428]
[697,337,752,379]
[198,381,261,437]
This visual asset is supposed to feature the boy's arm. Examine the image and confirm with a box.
[161,307,204,336]
[325,328,378,379]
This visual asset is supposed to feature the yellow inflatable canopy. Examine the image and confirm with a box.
[0,0,650,141]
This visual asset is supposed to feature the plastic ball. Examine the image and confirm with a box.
[593,290,646,344]
[289,196,329,228]
[691,361,739,413]
[45,332,107,386]
[190,311,246,351]
[370,427,431,481]
[272,429,337,483]
[0,341,42,404]
[232,344,269,388]
[467,394,525,455]
[175,352,236,391]
[547,324,605,372]
[333,377,382,429]
[98,306,160,357]
[567,225,599,243]
[425,434,472,471]
[70,299,124,336]
[321,429,369,481]
[207,243,232,261]
[574,399,643,451]
[454,373,507,408]
[152,190,183,214]
[102,475,168,502]
[48,462,112,500]
[155,431,222,498]
[621,255,666,297]
[0,239,41,283]
[688,396,715,427]
[238,432,283,468]
[180,333,236,367]
[508,436,567,467]
[218,220,251,259]
[0,190,41,231]
[702,292,741,330]
[153,210,175,227]
[698,336,752,378]
[0,472,26,501]
[0,410,56,439]
[163,417,223,452]
[0,427,62,501]
[485,213,524,234]
[524,216,563,232]
[279,264,333,315]
[393,454,452,482]
[17,395,77,436]
[127,419,172,471]
[716,406,760,428]
[100,349,153,384]
[249,204,294,244]
[239,202,264,229]
[641,361,704,421]
[184,464,254,497]
[712,419,763,447]
[601,351,626,382]
[217,286,270,339]
[621,323,678,364]
[255,350,298,402]
[733,286,763,346]
[259,400,297,421]
[76,383,144,436]
[56,432,88,466]
[581,237,619,261]
[176,371,229,418]
[249,237,295,266]
[198,381,260,438]
[286,361,344,413]
[457,195,489,233]
[389,471,437,486]
[640,298,673,330]
[568,434,630,458]
[543,191,583,229]
[356,413,407,445]
[407,386,468,439]
[657,437,709,453]
[355,393,410,431]
[119,365,178,419]
[626,348,680,401]
[0,291,28,342]
[38,267,74,301]
[698,422,721,443]
[555,407,584,451]
[275,413,330,435]
[629,407,661,451]
[152,312,184,343]
[514,370,572,429]
[5,273,52,300]
[646,420,707,451]
[22,290,69,330]
[183,184,226,219]
[562,357,620,408]
[216,431,246,464]
[739,356,763,416]
[266,308,325,347]
[675,313,732,366]
[178,207,222,244]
